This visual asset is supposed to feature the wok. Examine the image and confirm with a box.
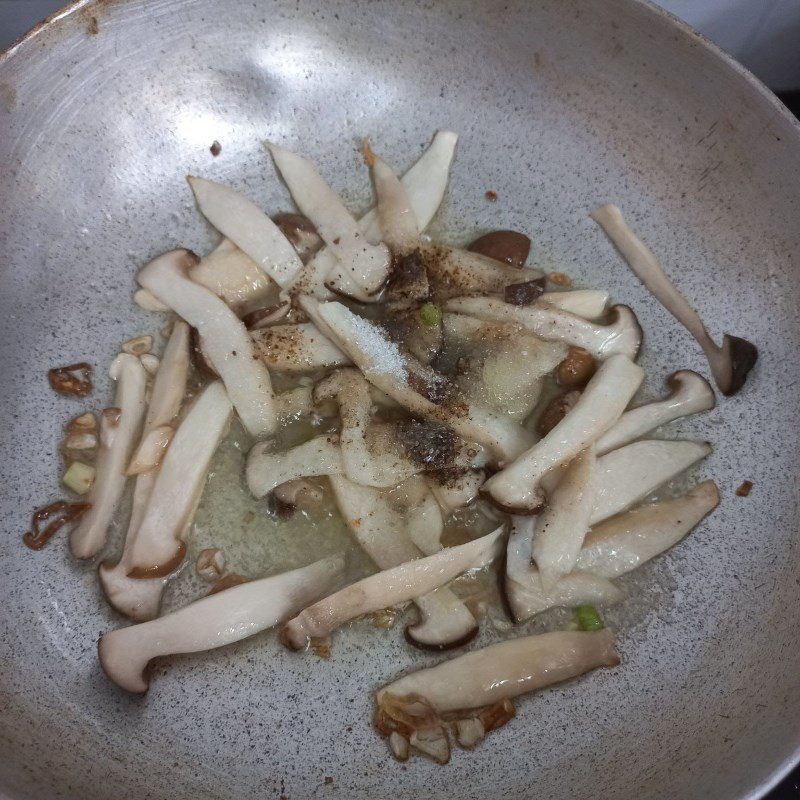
[1,1,799,798]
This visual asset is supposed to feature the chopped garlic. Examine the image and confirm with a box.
[63,462,96,495]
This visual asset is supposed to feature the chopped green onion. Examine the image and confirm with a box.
[63,461,95,495]
[575,604,603,631]
[419,302,441,328]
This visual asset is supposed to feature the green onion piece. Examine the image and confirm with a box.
[575,604,603,631]
[63,461,96,495]
[419,302,441,328]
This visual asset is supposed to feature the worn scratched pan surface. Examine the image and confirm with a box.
[1,1,799,798]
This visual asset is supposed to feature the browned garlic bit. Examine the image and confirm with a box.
[196,548,226,581]
[48,362,93,396]
[121,335,153,356]
[139,353,160,375]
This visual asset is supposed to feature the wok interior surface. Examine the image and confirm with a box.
[1,1,799,798]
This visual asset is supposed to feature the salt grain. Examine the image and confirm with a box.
[344,312,408,381]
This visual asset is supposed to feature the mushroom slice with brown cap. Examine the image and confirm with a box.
[70,354,147,558]
[375,630,619,750]
[281,526,503,650]
[539,290,610,320]
[595,370,715,455]
[267,143,391,297]
[576,480,720,577]
[530,447,596,591]
[126,382,233,577]
[246,436,343,499]
[98,322,191,620]
[589,439,711,525]
[468,230,532,267]
[329,475,479,650]
[299,297,534,462]
[272,212,324,263]
[283,130,458,302]
[188,238,274,311]
[98,554,345,693]
[273,479,324,513]
[590,204,757,395]
[314,369,420,488]
[250,322,351,373]
[482,354,644,513]
[444,297,642,361]
[421,244,544,302]
[138,249,276,437]
[187,177,303,288]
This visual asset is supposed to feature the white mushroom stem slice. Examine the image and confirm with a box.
[70,355,147,558]
[250,322,351,373]
[590,204,757,395]
[125,425,174,475]
[595,370,716,455]
[377,629,619,716]
[314,369,420,488]
[300,298,533,462]
[188,238,273,310]
[577,480,720,577]
[133,288,169,311]
[126,382,233,576]
[589,439,712,525]
[143,320,191,430]
[391,476,445,556]
[282,527,503,649]
[506,570,624,623]
[246,436,343,499]
[362,130,458,245]
[268,143,390,295]
[364,142,417,251]
[187,177,303,287]
[422,244,544,301]
[137,249,276,437]
[282,130,457,301]
[540,290,609,320]
[427,470,485,515]
[483,355,644,513]
[98,322,191,620]
[531,447,596,591]
[99,554,345,693]
[505,516,624,622]
[444,297,642,360]
[329,475,478,649]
